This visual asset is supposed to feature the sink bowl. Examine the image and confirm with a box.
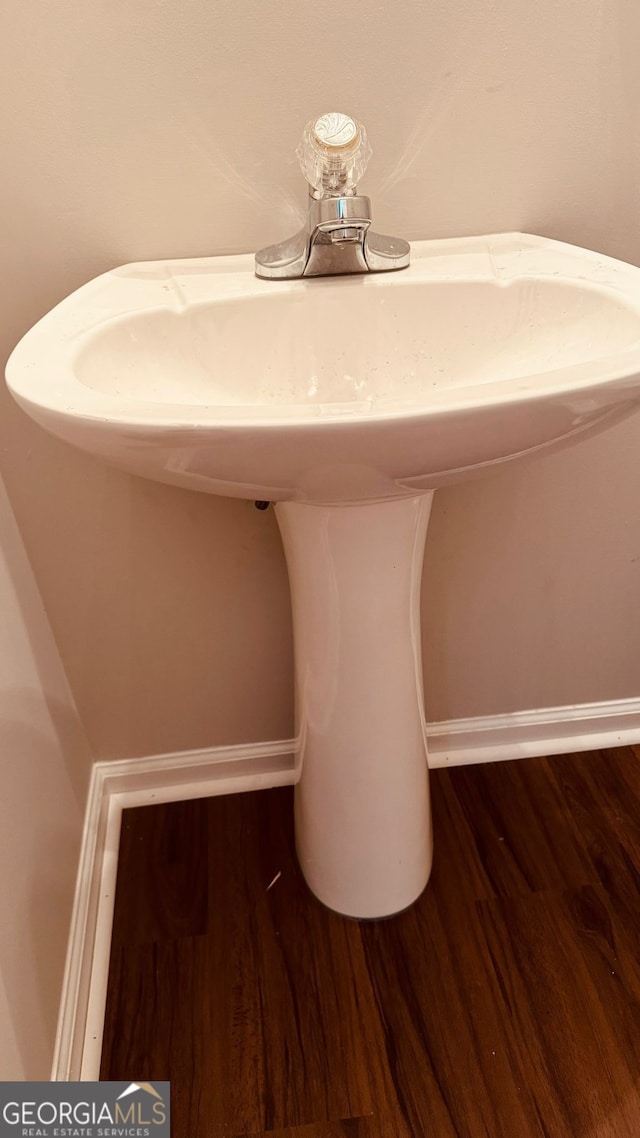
[7,232,640,504]
[9,231,640,921]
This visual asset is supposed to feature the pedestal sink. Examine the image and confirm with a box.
[7,232,640,917]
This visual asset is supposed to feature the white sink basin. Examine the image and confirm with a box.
[7,232,640,504]
[8,231,640,921]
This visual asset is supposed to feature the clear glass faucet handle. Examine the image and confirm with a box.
[296,112,372,195]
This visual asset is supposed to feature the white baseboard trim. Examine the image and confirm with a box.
[53,697,640,1081]
[428,695,640,767]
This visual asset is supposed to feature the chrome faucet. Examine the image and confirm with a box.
[255,113,410,280]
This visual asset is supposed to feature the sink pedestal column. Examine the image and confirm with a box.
[275,492,434,919]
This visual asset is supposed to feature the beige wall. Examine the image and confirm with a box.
[0,479,89,1077]
[1,0,640,761]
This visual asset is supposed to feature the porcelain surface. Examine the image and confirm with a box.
[7,232,640,503]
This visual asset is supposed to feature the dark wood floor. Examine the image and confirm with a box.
[101,746,640,1137]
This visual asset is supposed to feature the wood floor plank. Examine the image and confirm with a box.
[477,884,640,1138]
[428,768,497,905]
[550,747,640,876]
[232,1120,385,1138]
[360,895,545,1137]
[445,755,597,898]
[110,797,208,946]
[200,789,407,1137]
[546,749,640,899]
